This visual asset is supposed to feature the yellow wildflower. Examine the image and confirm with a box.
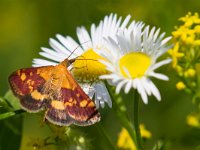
[117,125,151,150]
[140,124,152,139]
[179,12,200,27]
[185,68,196,77]
[186,114,199,128]
[194,40,200,46]
[117,128,137,150]
[194,25,200,33]
[174,65,183,74]
[176,81,186,90]
[168,43,184,68]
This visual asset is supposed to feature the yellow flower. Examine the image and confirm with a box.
[179,12,200,27]
[185,68,196,77]
[140,124,152,139]
[194,40,200,46]
[176,81,186,90]
[194,25,200,33]
[174,65,183,74]
[168,43,184,68]
[117,128,137,150]
[186,114,200,128]
[117,125,151,150]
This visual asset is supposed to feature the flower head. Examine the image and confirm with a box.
[33,14,131,108]
[169,12,200,93]
[97,21,171,103]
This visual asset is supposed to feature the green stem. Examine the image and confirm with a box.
[96,124,118,150]
[104,81,137,144]
[133,91,143,150]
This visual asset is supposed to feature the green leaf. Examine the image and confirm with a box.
[0,111,15,120]
[4,90,21,110]
[0,110,25,120]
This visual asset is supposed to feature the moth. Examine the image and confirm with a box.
[8,58,100,126]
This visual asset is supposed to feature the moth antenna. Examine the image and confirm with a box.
[66,40,91,60]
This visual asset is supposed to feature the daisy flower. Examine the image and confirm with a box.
[97,21,172,103]
[33,14,131,108]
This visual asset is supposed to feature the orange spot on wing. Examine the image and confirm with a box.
[51,100,65,110]
[88,101,95,107]
[80,100,88,107]
[21,73,26,81]
[65,102,73,107]
[31,90,46,101]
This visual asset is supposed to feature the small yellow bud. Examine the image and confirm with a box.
[176,81,186,90]
[78,137,85,144]
[187,115,199,127]
[187,68,196,77]
[175,65,183,73]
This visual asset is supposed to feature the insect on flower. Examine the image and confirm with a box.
[8,58,100,126]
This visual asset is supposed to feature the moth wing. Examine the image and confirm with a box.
[44,66,100,126]
[8,66,54,112]
[63,87,100,126]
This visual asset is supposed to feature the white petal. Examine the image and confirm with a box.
[116,80,128,94]
[148,72,169,80]
[120,15,131,29]
[90,24,96,45]
[41,47,66,60]
[100,74,117,80]
[76,27,92,50]
[56,34,79,57]
[98,59,115,72]
[39,52,63,62]
[140,78,151,96]
[135,79,148,104]
[65,36,84,55]
[161,36,172,46]
[148,80,161,101]
[49,38,69,55]
[99,101,105,108]
[32,59,57,67]
[124,80,132,93]
[150,59,171,71]
[95,83,112,108]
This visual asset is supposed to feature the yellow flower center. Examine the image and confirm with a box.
[72,49,108,83]
[119,52,151,79]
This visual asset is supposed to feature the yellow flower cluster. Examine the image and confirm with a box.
[117,124,151,150]
[168,12,200,92]
[186,113,200,128]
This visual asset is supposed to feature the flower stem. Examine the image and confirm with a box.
[133,91,143,150]
[96,124,118,150]
[104,81,137,144]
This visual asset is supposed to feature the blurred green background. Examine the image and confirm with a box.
[1,0,200,150]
